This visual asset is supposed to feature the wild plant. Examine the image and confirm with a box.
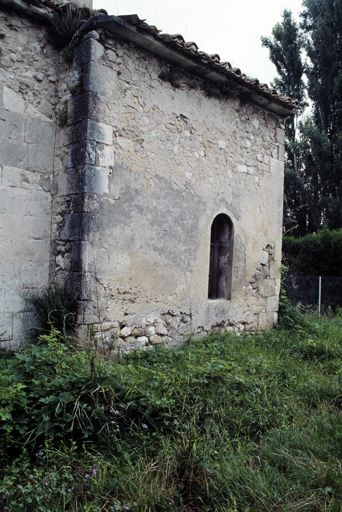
[1,314,342,510]
[24,284,77,339]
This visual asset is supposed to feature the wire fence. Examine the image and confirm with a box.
[282,275,342,315]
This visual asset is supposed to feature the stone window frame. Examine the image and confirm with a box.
[208,214,234,300]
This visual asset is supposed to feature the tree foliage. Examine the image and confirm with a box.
[262,0,342,236]
[261,10,305,104]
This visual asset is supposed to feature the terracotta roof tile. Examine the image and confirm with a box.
[119,13,299,112]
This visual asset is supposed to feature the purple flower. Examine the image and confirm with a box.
[142,423,147,428]
[45,482,49,486]
[38,451,43,456]
[125,507,130,511]
[2,492,8,500]
[110,409,114,413]
[85,474,90,479]
[92,465,98,475]
[67,488,72,493]
[259,355,262,358]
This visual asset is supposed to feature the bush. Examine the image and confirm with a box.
[0,332,90,452]
[48,4,103,61]
[25,284,77,338]
[277,282,311,330]
[283,225,342,276]
[49,4,95,49]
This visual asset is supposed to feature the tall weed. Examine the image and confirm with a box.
[25,285,77,338]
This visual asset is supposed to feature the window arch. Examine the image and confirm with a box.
[208,214,233,300]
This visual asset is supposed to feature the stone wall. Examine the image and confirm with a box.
[0,9,70,347]
[0,8,286,351]
[57,29,285,355]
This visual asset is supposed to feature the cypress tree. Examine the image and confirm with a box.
[262,0,342,235]
[261,10,307,236]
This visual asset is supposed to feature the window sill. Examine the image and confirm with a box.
[208,298,231,302]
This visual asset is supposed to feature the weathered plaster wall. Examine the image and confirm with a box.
[59,31,286,354]
[0,9,286,351]
[0,10,72,347]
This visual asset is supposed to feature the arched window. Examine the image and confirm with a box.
[208,214,233,300]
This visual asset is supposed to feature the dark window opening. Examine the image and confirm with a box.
[208,214,233,300]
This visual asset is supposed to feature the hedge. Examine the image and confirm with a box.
[282,226,342,276]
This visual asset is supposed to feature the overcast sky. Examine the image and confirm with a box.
[93,0,304,86]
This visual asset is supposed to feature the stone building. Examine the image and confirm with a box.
[0,0,298,351]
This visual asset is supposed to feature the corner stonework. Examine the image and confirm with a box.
[59,30,115,321]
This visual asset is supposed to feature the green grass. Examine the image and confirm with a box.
[1,312,342,511]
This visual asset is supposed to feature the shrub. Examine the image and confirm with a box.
[283,225,342,276]
[277,282,311,330]
[25,284,77,337]
[48,4,103,61]
[49,4,94,49]
[0,330,115,454]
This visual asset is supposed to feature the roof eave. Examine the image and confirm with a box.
[0,0,52,21]
[79,14,296,117]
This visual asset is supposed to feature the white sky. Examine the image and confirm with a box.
[93,0,304,86]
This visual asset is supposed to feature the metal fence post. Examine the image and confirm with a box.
[318,276,321,317]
